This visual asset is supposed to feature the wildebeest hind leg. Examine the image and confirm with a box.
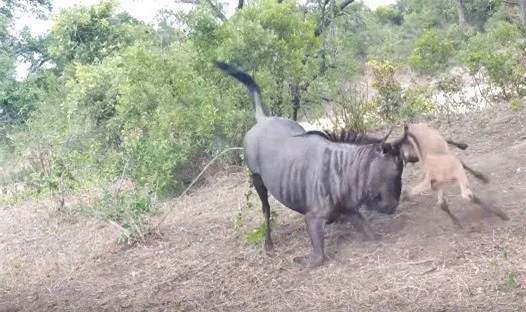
[437,189,461,227]
[252,174,274,251]
[294,214,325,267]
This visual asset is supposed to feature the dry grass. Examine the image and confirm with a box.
[1,106,526,311]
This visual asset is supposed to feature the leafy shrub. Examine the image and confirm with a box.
[510,98,522,111]
[374,6,404,25]
[329,82,377,133]
[94,187,156,244]
[487,21,522,47]
[409,29,454,75]
[368,60,404,121]
[446,23,477,50]
[398,87,435,120]
[482,52,525,99]
[457,32,493,73]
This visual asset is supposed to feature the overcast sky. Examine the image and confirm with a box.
[15,0,397,36]
[12,0,396,78]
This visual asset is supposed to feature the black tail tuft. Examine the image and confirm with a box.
[460,160,489,184]
[214,61,269,120]
[214,61,260,93]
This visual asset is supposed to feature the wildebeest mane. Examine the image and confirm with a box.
[302,128,392,146]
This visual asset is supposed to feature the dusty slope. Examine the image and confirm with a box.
[1,105,525,312]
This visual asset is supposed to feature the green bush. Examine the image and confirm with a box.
[374,6,404,26]
[398,87,435,120]
[487,21,522,47]
[409,29,454,75]
[457,32,493,73]
[368,60,404,121]
[482,52,525,99]
[329,82,378,133]
[446,23,477,51]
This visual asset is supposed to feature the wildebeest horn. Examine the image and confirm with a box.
[389,126,408,148]
[380,129,393,143]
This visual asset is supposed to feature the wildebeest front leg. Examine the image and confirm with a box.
[346,210,379,241]
[437,189,461,227]
[252,174,274,251]
[294,214,325,267]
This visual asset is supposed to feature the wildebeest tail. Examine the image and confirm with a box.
[214,61,270,122]
[460,160,489,184]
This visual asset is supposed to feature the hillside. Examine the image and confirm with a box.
[1,104,525,311]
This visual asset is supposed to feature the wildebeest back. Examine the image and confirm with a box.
[244,117,374,216]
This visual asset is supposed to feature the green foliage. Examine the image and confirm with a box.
[214,0,321,116]
[48,0,152,66]
[398,87,434,120]
[483,2,517,30]
[409,29,454,75]
[0,0,51,19]
[4,0,526,236]
[510,98,522,111]
[506,273,517,289]
[373,6,404,26]
[368,60,404,121]
[244,220,275,246]
[329,82,376,133]
[446,23,477,51]
[457,33,492,73]
[399,0,457,35]
[487,21,522,47]
[481,52,518,99]
[96,188,156,243]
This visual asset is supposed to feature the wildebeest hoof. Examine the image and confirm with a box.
[293,254,325,267]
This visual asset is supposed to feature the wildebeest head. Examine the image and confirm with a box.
[363,132,408,215]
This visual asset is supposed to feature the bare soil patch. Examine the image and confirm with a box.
[1,106,526,311]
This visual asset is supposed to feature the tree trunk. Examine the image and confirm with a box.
[455,0,467,26]
[290,84,300,121]
[520,0,526,29]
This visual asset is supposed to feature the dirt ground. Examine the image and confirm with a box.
[1,105,526,312]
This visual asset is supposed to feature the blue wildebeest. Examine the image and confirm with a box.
[215,61,408,267]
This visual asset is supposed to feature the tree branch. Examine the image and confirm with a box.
[339,0,355,10]
[175,0,226,22]
[29,57,51,74]
[300,63,336,92]
[314,0,355,37]
[204,0,227,21]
